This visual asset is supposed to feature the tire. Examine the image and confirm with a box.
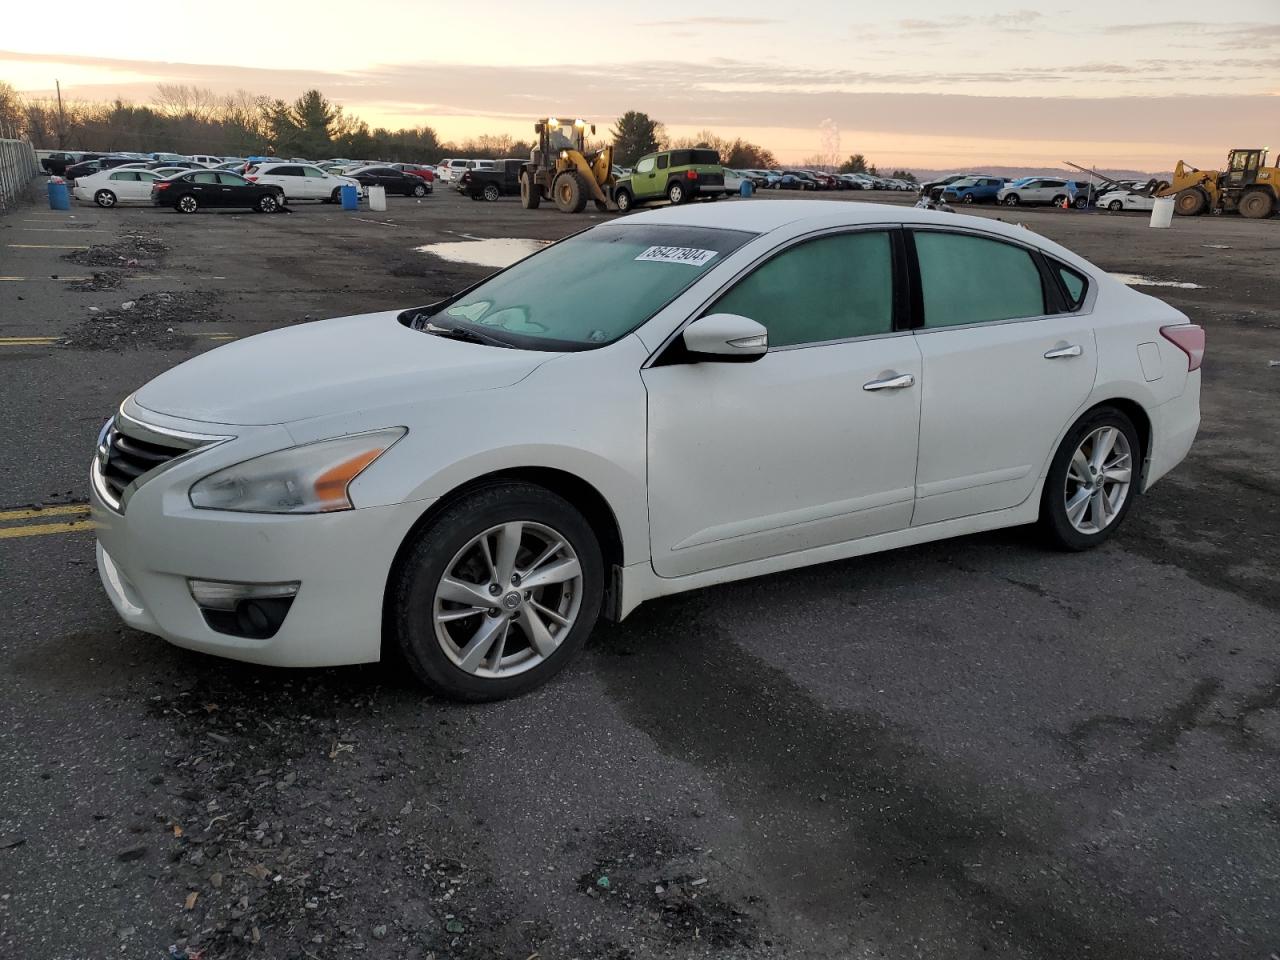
[1003,193,1020,206]
[1073,195,1089,209]
[614,187,634,212]
[1051,194,1067,207]
[177,194,198,214]
[93,189,116,208]
[254,192,279,213]
[391,482,604,701]
[330,187,343,204]
[1238,190,1274,219]
[962,192,974,204]
[412,183,427,197]
[483,183,501,202]
[1174,188,1207,216]
[1108,200,1123,211]
[553,172,588,213]
[1039,406,1141,551]
[520,174,541,210]
[667,180,687,205]
[593,199,608,212]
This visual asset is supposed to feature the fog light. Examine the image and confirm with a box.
[188,579,299,610]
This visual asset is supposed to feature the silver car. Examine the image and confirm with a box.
[997,178,1075,207]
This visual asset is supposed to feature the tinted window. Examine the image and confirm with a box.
[109,172,138,182]
[137,172,158,182]
[915,232,1045,327]
[1054,262,1088,309]
[303,167,327,178]
[657,155,669,170]
[217,172,248,186]
[434,224,754,350]
[713,232,894,348]
[271,166,302,176]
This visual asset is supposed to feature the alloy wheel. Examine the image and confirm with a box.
[432,521,583,679]
[1064,426,1132,534]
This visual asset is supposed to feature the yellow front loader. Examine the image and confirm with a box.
[1158,148,1278,219]
[520,118,615,214]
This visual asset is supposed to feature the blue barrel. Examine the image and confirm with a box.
[340,185,358,210]
[48,180,70,210]
[740,179,754,198]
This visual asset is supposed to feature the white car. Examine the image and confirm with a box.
[187,155,222,167]
[438,159,470,183]
[998,178,1075,207]
[722,168,745,196]
[73,167,164,207]
[91,201,1202,701]
[246,161,364,202]
[1098,190,1155,212]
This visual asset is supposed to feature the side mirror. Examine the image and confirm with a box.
[681,313,768,362]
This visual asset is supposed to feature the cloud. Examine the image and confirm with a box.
[638,16,780,27]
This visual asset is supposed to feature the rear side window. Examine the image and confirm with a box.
[657,155,669,170]
[713,232,894,348]
[1053,262,1088,309]
[914,232,1046,327]
[192,172,220,184]
[109,172,138,182]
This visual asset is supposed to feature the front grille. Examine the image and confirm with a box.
[99,423,188,504]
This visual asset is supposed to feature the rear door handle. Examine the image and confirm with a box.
[863,373,915,391]
[1044,344,1083,359]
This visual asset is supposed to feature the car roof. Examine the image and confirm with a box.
[621,199,1094,268]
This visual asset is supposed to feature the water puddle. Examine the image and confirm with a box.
[1110,273,1204,289]
[415,238,550,268]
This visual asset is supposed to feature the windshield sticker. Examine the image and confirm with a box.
[635,245,719,267]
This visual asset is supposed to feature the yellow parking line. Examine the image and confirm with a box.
[0,338,59,346]
[0,504,90,522]
[0,519,96,540]
[6,243,90,249]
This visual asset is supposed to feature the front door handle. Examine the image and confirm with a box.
[863,373,915,391]
[1044,344,1083,359]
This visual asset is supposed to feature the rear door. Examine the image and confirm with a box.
[188,171,221,203]
[909,228,1097,525]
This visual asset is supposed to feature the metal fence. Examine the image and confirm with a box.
[0,134,40,213]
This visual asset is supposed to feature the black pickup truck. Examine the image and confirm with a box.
[458,158,525,201]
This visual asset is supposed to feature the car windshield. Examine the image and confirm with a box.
[403,224,755,351]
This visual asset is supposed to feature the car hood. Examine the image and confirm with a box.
[133,311,555,426]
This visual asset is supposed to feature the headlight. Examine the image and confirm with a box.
[189,428,405,514]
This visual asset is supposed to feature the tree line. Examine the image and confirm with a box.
[0,82,907,177]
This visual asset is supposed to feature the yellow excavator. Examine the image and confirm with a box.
[520,118,615,213]
[1158,147,1278,218]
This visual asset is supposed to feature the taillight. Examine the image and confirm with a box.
[1161,324,1205,371]
[154,182,171,190]
[245,175,257,181]
[686,170,698,179]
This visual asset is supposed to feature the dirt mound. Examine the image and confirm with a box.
[64,232,168,269]
[62,290,223,350]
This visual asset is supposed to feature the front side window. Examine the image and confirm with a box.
[303,167,327,178]
[635,157,655,174]
[411,224,755,351]
[711,232,894,348]
[914,232,1046,328]
[218,172,249,186]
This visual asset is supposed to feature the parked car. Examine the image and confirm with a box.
[459,159,525,201]
[1097,190,1156,212]
[941,176,1006,204]
[437,159,470,183]
[803,170,837,190]
[64,156,135,183]
[150,166,197,179]
[72,167,165,207]
[836,174,865,190]
[388,163,435,182]
[997,178,1075,207]
[90,201,1203,701]
[918,173,972,197]
[245,162,364,203]
[771,172,812,191]
[147,160,202,171]
[187,155,223,167]
[40,152,81,176]
[346,166,433,197]
[152,170,285,214]
[611,149,725,211]
[722,168,745,196]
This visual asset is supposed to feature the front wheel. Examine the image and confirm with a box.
[1039,407,1140,551]
[1109,200,1123,211]
[94,189,116,208]
[255,192,279,213]
[962,192,974,203]
[412,183,427,197]
[520,174,541,210]
[614,188,634,212]
[1003,194,1020,206]
[391,483,604,701]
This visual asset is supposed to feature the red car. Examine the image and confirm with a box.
[390,163,435,183]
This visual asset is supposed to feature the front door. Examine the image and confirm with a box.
[909,229,1098,526]
[644,230,922,578]
[633,156,659,198]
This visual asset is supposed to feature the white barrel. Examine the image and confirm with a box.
[1150,196,1174,228]
[368,185,387,212]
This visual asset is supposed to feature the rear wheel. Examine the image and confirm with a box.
[93,189,116,208]
[520,174,541,210]
[177,194,198,214]
[1073,194,1089,209]
[254,192,279,213]
[1174,187,1207,216]
[553,172,587,213]
[614,187,634,212]
[483,182,501,202]
[667,180,687,205]
[391,483,604,701]
[1238,190,1274,219]
[1039,407,1140,551]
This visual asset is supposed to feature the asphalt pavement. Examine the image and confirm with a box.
[1,183,1277,960]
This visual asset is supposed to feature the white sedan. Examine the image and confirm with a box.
[91,201,1203,700]
[1098,190,1156,212]
[72,167,164,207]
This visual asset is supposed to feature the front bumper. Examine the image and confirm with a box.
[90,416,431,668]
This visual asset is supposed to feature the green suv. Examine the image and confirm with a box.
[612,149,726,212]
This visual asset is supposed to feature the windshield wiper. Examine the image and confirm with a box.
[421,321,510,348]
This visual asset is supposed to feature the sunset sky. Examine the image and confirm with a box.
[4,1,1279,171]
